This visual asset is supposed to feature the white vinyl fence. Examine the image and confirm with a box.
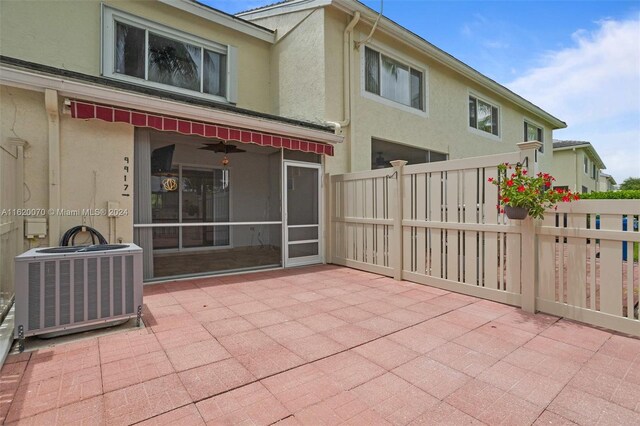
[537,201,639,335]
[400,152,526,307]
[328,142,640,336]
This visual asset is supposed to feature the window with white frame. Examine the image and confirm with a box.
[469,95,499,136]
[364,46,424,111]
[524,122,544,153]
[102,7,236,102]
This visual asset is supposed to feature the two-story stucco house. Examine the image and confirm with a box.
[0,0,567,344]
[237,0,566,175]
[551,140,606,193]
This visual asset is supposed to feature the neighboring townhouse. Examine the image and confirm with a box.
[552,140,606,193]
[238,0,566,174]
[598,172,617,192]
[0,0,342,297]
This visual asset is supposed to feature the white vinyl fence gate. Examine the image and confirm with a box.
[328,142,640,337]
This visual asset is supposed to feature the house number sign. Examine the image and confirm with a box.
[122,156,130,197]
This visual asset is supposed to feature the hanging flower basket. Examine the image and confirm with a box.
[488,163,579,220]
[504,205,528,220]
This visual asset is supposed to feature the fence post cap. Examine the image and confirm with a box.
[390,160,408,167]
[517,141,543,151]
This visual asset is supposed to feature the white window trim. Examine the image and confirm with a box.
[467,90,501,141]
[101,5,237,104]
[360,40,429,118]
[523,117,545,154]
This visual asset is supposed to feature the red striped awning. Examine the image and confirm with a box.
[69,100,334,156]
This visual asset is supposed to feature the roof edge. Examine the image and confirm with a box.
[553,141,606,170]
[159,0,275,43]
[239,0,567,129]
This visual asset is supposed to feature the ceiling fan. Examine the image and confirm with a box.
[198,141,246,154]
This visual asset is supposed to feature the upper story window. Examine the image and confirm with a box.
[364,46,424,111]
[524,122,544,153]
[583,156,589,174]
[591,164,597,180]
[469,95,499,136]
[103,7,237,103]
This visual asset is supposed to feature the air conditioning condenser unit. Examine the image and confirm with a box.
[14,244,143,348]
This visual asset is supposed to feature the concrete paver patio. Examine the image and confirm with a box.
[1,265,639,425]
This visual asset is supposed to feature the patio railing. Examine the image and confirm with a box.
[327,142,640,337]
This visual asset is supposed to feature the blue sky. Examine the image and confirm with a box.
[207,0,640,183]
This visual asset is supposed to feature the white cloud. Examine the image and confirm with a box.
[507,17,640,182]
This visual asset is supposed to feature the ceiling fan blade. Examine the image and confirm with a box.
[225,146,246,153]
[199,141,245,153]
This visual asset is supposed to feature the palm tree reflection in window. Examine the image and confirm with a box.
[116,22,145,78]
[148,33,201,91]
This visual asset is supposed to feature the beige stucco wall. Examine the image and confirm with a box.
[59,115,134,244]
[253,9,327,122]
[0,0,274,114]
[551,149,599,193]
[0,85,134,248]
[1,86,49,247]
[345,17,556,174]
[248,6,558,175]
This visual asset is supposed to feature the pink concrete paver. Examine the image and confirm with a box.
[3,264,640,425]
[196,381,290,425]
[101,349,175,392]
[103,373,191,425]
[137,404,205,425]
[177,358,255,401]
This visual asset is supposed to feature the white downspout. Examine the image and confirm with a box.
[326,11,360,133]
[45,89,60,244]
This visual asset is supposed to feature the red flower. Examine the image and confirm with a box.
[545,181,551,187]
[503,197,510,203]
[517,185,526,193]
[556,188,564,193]
[573,194,580,200]
[500,208,504,214]
[488,177,494,183]
[522,169,528,175]
[562,196,571,202]
[507,180,514,187]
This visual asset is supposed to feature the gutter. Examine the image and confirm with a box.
[331,0,566,129]
[241,0,567,130]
